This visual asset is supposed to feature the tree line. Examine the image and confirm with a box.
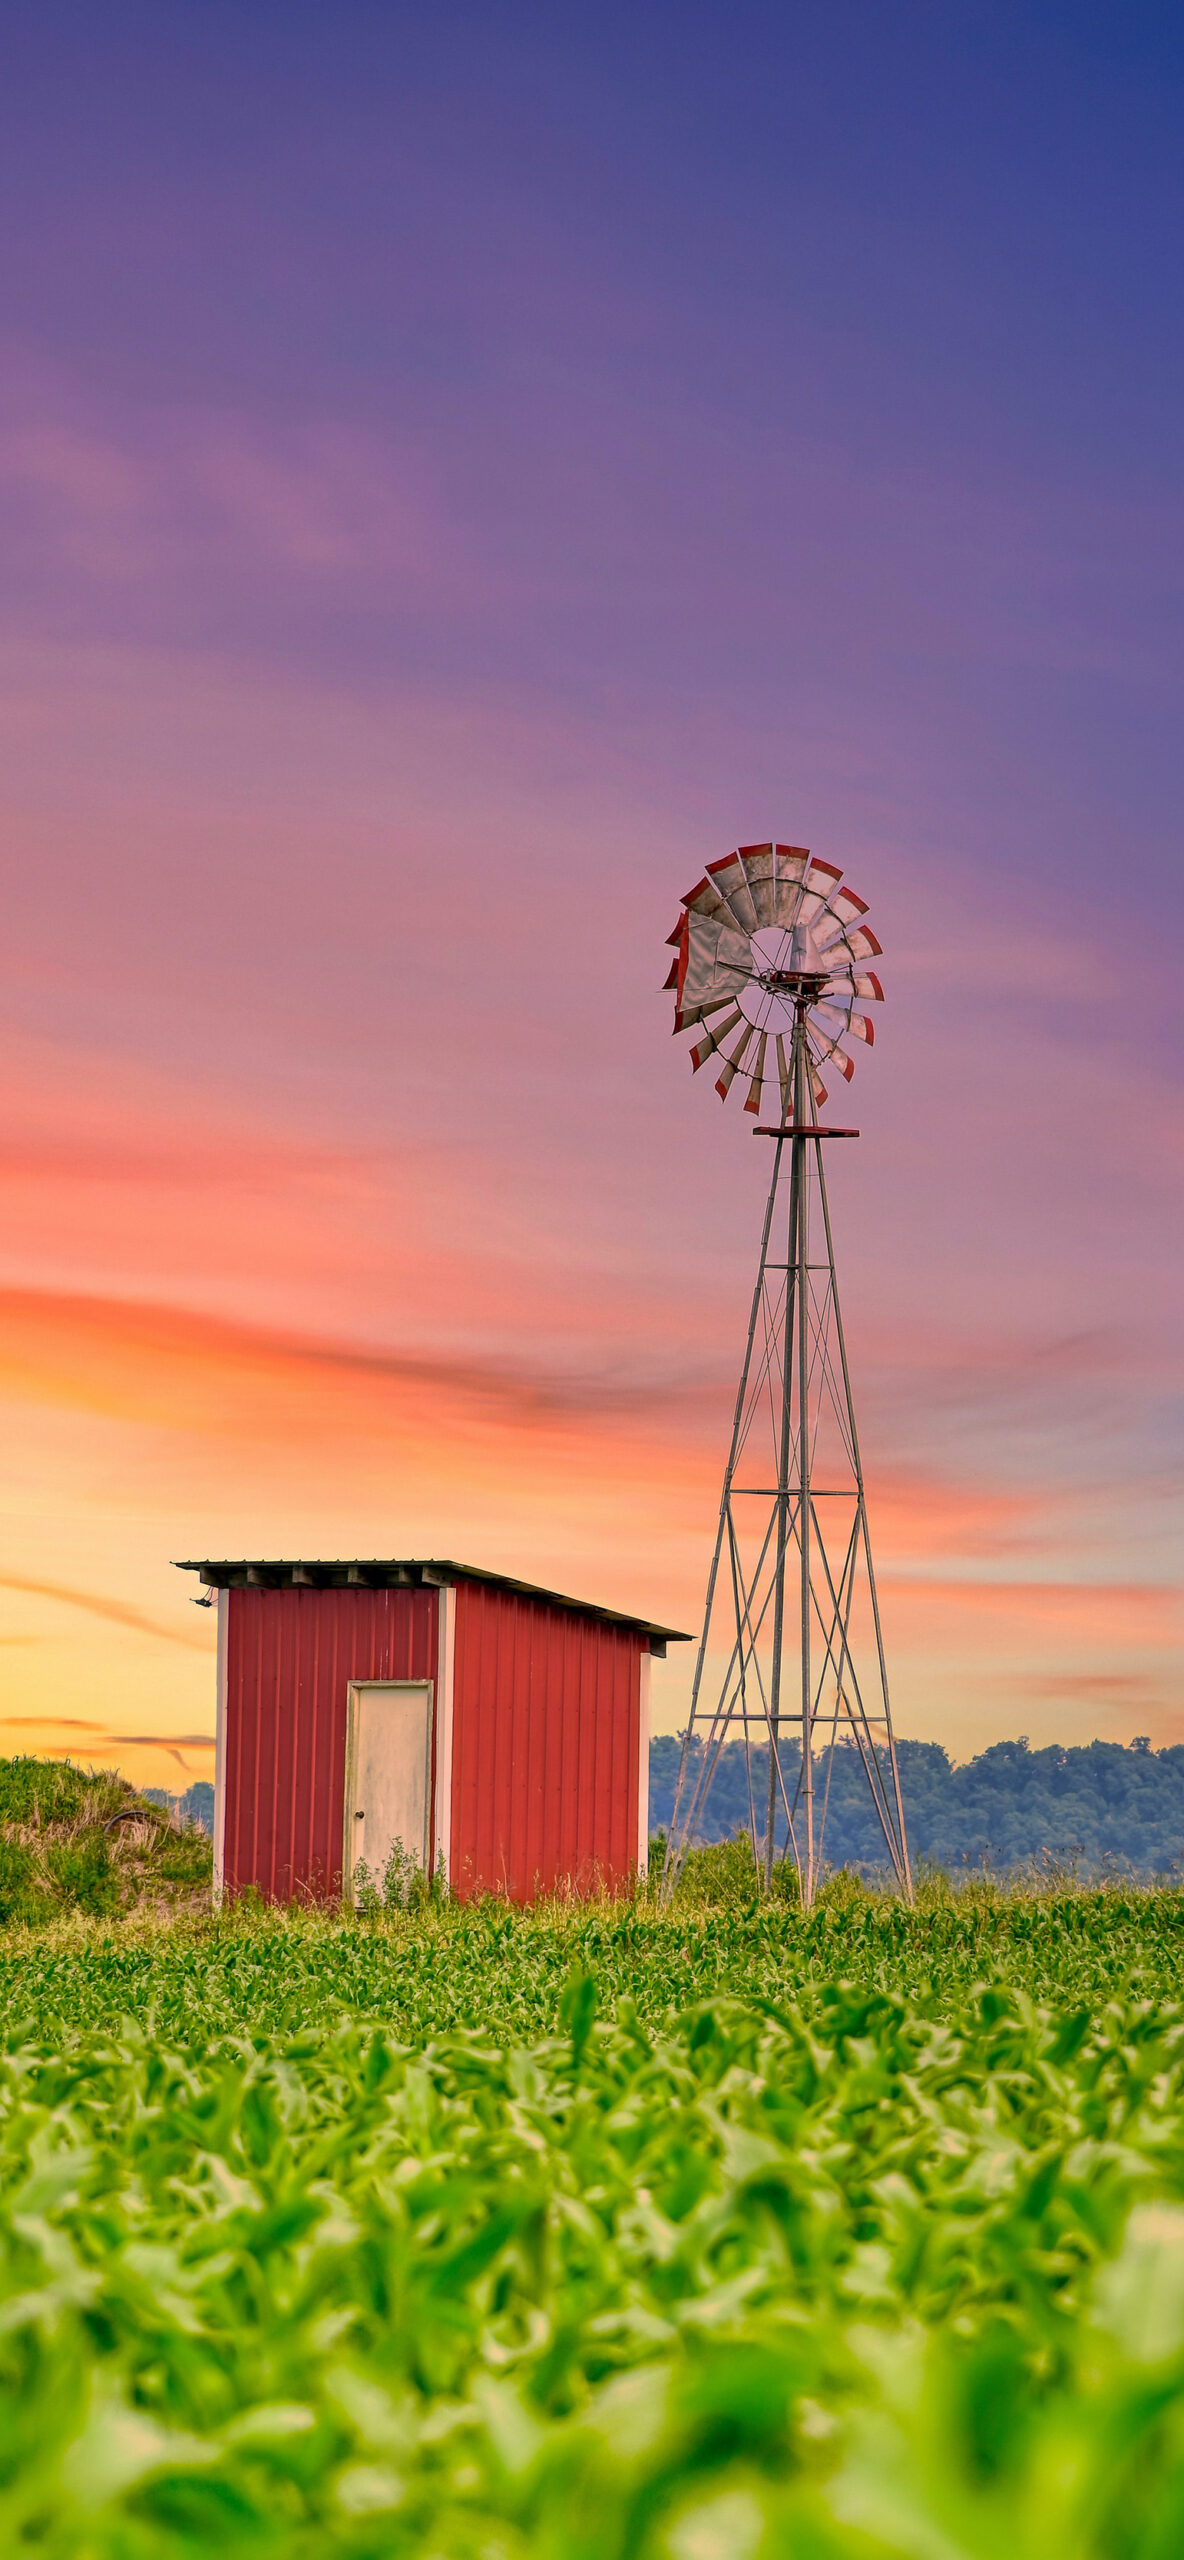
[648,1732,1184,1877]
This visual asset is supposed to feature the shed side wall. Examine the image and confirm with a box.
[223,1586,438,1902]
[450,1583,641,1899]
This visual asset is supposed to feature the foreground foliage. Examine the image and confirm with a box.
[1,1902,1184,2548]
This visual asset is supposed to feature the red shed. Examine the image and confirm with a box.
[176,1557,688,1905]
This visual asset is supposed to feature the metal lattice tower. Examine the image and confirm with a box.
[660,842,911,1906]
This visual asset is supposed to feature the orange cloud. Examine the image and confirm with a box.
[880,1575,1182,1646]
[0,1277,1065,1614]
[0,1023,729,1377]
[1017,1672,1176,1711]
[0,1278,696,1458]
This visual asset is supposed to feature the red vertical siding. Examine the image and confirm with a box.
[223,1586,438,1901]
[450,1582,642,1899]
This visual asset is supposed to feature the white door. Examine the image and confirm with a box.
[344,1681,433,1898]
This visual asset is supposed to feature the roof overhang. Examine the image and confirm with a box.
[174,1557,689,1653]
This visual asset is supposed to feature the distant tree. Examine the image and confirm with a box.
[143,1781,215,1836]
[649,1733,1184,1878]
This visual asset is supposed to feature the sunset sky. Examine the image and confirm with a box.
[0,2,1180,1789]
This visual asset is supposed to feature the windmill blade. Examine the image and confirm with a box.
[680,875,739,932]
[819,954,885,1011]
[683,908,751,973]
[662,953,680,991]
[805,857,843,898]
[847,1013,875,1045]
[715,1021,756,1099]
[667,912,690,999]
[737,842,777,926]
[680,950,750,1011]
[832,884,869,926]
[812,1069,828,1108]
[814,903,861,952]
[811,950,857,991]
[676,911,752,1014]
[811,1013,857,1077]
[705,849,759,933]
[848,924,883,961]
[771,843,811,929]
[807,1027,845,1085]
[676,994,739,1034]
[776,1033,792,1120]
[810,1001,853,1044]
[690,1006,743,1071]
[795,884,833,933]
[742,1030,768,1115]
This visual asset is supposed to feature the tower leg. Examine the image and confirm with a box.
[663,1137,785,1882]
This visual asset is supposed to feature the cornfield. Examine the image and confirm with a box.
[2,1892,1184,2553]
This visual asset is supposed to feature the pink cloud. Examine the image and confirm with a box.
[0,377,473,601]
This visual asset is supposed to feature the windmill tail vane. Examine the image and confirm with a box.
[660,840,912,1909]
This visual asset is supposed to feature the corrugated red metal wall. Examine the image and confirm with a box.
[449,1581,642,1898]
[223,1585,438,1901]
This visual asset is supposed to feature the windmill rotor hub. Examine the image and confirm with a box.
[757,966,828,997]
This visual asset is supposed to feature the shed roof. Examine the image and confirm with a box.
[174,1557,689,1652]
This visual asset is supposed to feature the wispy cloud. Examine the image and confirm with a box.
[0,1277,1074,1567]
[0,1716,214,1773]
[881,1575,1182,1646]
[0,392,473,602]
[0,1573,210,1651]
[1018,1671,1174,1710]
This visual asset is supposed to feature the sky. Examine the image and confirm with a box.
[0,0,1180,1788]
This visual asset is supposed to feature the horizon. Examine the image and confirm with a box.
[0,2,1180,1789]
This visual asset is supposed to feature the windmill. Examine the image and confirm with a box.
[660,842,912,1906]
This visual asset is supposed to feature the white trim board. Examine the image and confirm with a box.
[434,1582,456,1887]
[637,1647,651,1877]
[212,1588,228,1906]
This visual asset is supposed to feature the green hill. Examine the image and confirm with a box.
[0,1756,212,1923]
